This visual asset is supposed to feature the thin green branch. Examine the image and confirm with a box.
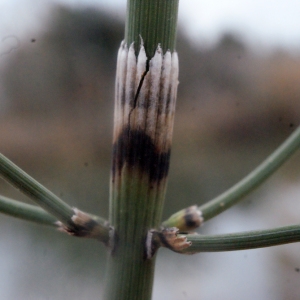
[0,194,108,229]
[0,152,76,225]
[0,153,111,243]
[162,125,300,230]
[200,125,300,221]
[179,224,300,253]
[0,194,57,226]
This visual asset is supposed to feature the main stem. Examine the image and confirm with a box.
[105,1,179,299]
[125,0,179,56]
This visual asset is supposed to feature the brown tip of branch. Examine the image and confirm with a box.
[162,205,203,232]
[182,206,203,231]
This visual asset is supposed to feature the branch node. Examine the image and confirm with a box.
[56,208,111,245]
[145,227,192,259]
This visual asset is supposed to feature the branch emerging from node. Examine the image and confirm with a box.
[145,227,192,259]
[57,208,113,245]
[179,224,300,253]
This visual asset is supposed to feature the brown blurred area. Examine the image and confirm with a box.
[1,5,300,300]
[0,6,123,212]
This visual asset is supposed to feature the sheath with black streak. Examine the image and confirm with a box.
[110,41,179,255]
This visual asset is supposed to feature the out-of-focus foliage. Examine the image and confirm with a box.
[1,5,300,300]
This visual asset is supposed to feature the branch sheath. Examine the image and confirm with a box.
[180,224,300,253]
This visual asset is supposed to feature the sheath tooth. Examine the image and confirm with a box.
[147,45,163,139]
[156,50,172,151]
[124,43,137,127]
[113,42,128,141]
[134,45,148,130]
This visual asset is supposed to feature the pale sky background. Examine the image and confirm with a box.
[0,0,300,53]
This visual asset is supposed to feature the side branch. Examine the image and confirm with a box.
[179,224,300,253]
[0,194,57,226]
[0,153,111,244]
[200,125,300,221]
[162,125,300,230]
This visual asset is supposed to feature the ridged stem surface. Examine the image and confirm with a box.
[105,42,179,300]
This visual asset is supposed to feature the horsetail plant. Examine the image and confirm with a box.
[104,1,185,298]
[1,0,300,299]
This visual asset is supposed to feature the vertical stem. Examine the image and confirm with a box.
[125,0,179,56]
[105,1,179,299]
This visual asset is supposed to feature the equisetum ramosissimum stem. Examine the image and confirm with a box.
[105,41,180,299]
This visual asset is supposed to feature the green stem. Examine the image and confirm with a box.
[105,0,179,299]
[125,0,179,56]
[180,224,300,253]
[0,194,57,226]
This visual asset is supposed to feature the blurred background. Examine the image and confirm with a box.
[1,1,300,299]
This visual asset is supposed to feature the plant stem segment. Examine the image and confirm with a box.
[106,1,179,298]
[105,37,179,300]
[0,195,57,226]
[180,224,300,253]
[125,0,179,57]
